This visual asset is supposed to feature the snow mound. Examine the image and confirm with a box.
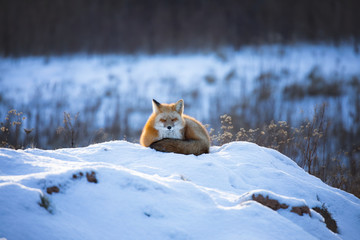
[0,141,359,240]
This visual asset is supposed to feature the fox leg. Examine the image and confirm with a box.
[150,138,209,156]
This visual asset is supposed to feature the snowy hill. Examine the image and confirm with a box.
[1,141,359,240]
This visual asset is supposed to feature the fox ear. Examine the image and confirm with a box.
[175,99,184,114]
[152,99,161,113]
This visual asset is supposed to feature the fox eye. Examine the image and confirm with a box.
[171,118,178,122]
[160,119,166,123]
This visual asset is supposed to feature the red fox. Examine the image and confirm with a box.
[140,99,210,155]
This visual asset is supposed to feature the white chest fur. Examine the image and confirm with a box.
[158,128,184,140]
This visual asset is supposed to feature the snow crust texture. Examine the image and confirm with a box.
[0,141,359,240]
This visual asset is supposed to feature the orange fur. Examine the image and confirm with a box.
[140,114,159,147]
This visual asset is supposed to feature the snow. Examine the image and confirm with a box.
[1,141,359,240]
[1,44,359,147]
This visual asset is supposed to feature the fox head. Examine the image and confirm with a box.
[152,99,185,133]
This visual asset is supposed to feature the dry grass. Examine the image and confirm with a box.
[57,112,79,148]
[0,110,26,149]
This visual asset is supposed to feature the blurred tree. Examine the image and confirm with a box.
[0,0,359,56]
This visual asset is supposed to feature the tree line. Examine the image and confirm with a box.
[1,0,359,56]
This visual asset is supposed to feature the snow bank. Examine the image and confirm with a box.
[0,141,359,240]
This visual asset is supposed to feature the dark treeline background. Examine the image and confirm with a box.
[1,0,359,56]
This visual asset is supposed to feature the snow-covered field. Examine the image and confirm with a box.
[0,44,359,147]
[1,141,359,240]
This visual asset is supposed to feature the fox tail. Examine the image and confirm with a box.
[150,138,209,156]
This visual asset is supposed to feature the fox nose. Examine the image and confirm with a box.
[167,126,172,130]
